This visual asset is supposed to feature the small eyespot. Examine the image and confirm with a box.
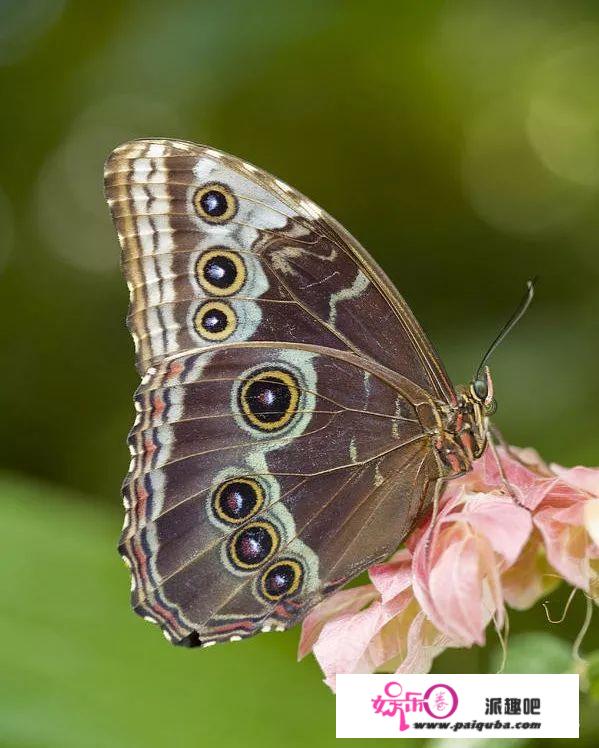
[193,301,236,341]
[193,183,237,224]
[195,249,246,296]
[238,368,300,432]
[227,521,279,570]
[259,558,303,601]
[212,478,264,525]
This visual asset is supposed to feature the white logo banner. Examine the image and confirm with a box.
[336,674,579,739]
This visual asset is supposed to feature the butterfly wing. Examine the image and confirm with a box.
[121,342,441,644]
[105,138,454,644]
[104,139,455,404]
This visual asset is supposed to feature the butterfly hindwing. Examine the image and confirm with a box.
[120,343,441,644]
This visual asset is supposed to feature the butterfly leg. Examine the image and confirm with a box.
[423,477,445,562]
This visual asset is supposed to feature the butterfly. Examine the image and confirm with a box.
[104,138,496,648]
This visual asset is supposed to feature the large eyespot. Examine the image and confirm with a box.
[258,558,303,601]
[238,368,300,432]
[227,521,279,570]
[193,301,236,341]
[195,249,246,297]
[212,478,264,525]
[193,182,238,224]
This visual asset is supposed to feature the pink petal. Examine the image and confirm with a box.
[412,502,509,647]
[298,584,378,660]
[313,591,411,691]
[550,465,599,498]
[369,548,412,603]
[534,502,591,590]
[459,492,532,565]
[584,499,599,548]
[396,610,460,674]
[407,488,466,559]
[409,494,467,632]
[362,597,419,672]
[482,447,539,492]
[410,485,527,645]
[480,447,557,511]
[426,532,492,646]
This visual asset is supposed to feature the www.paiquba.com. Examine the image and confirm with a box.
[412,720,542,732]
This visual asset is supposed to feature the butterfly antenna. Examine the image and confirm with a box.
[475,277,537,381]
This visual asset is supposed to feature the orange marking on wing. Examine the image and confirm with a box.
[211,620,254,634]
[135,482,149,518]
[144,438,157,456]
[274,603,293,619]
[167,361,184,379]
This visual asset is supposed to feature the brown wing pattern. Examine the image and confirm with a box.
[121,343,441,644]
[104,139,455,403]
[104,139,455,646]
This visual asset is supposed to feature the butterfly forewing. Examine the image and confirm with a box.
[104,139,454,401]
[105,138,455,645]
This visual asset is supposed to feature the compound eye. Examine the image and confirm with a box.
[472,378,488,401]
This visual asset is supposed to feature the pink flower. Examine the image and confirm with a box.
[300,445,599,689]
[410,486,531,646]
[298,550,460,691]
[496,449,599,591]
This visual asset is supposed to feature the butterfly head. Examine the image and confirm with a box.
[453,368,496,466]
[470,365,497,417]
[461,364,495,460]
[443,367,494,471]
[434,373,491,476]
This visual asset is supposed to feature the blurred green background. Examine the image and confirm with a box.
[1,1,598,746]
